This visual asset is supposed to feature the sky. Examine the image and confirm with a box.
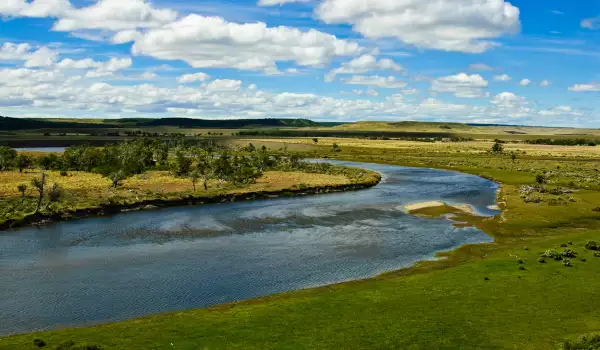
[0,0,599,127]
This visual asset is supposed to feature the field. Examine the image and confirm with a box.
[0,166,378,228]
[3,123,600,349]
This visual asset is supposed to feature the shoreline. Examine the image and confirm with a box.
[0,175,381,231]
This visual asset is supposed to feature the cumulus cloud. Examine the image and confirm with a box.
[520,78,532,86]
[540,80,551,87]
[0,43,58,67]
[206,79,243,92]
[431,73,489,98]
[0,64,586,124]
[55,57,133,77]
[0,0,71,17]
[315,0,521,53]
[490,92,526,107]
[52,0,177,32]
[569,83,600,92]
[494,74,512,81]
[178,72,211,84]
[325,54,404,82]
[131,14,362,73]
[342,75,407,88]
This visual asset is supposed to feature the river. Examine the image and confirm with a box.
[0,161,499,335]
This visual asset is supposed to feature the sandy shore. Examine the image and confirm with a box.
[402,201,476,215]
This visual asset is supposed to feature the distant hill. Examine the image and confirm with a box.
[0,116,344,130]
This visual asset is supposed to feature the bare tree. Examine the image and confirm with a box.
[31,172,46,213]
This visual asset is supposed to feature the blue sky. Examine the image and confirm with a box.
[0,0,599,126]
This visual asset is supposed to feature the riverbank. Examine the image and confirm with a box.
[3,141,600,349]
[0,167,381,231]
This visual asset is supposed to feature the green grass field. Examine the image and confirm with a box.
[3,138,600,349]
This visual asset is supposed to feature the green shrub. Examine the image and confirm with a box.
[518,266,526,271]
[561,249,577,258]
[561,333,600,349]
[541,250,562,260]
[33,338,46,347]
[594,252,600,258]
[562,259,572,267]
[517,259,524,264]
[585,240,599,251]
[538,257,546,263]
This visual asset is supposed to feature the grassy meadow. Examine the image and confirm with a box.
[3,131,600,349]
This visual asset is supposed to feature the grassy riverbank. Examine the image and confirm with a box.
[0,166,380,230]
[3,139,600,349]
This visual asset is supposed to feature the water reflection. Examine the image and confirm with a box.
[0,161,498,335]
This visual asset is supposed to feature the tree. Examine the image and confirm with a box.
[332,143,341,152]
[189,170,200,192]
[13,154,32,173]
[17,184,27,200]
[171,149,192,177]
[31,172,47,213]
[108,170,126,189]
[491,142,504,153]
[312,138,319,144]
[44,183,62,210]
[0,146,17,170]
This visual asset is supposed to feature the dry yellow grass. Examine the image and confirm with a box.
[0,170,351,201]
[243,137,600,158]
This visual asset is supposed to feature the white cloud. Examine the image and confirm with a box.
[581,17,600,30]
[0,0,71,17]
[258,0,310,6]
[490,92,526,107]
[178,72,211,84]
[0,42,32,60]
[342,75,406,88]
[494,74,512,81]
[0,42,58,67]
[0,65,587,125]
[540,80,551,87]
[206,79,243,92]
[469,63,494,71]
[131,14,362,73]
[520,78,532,86]
[315,0,521,53]
[325,54,404,82]
[569,83,600,92]
[56,57,132,77]
[431,73,489,98]
[53,0,177,32]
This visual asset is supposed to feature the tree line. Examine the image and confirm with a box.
[0,139,330,194]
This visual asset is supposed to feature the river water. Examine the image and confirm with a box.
[0,161,499,335]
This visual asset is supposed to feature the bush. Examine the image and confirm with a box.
[594,252,600,258]
[517,259,524,264]
[538,257,546,263]
[562,259,572,267]
[519,266,526,271]
[541,249,562,260]
[561,333,600,349]
[33,338,46,347]
[585,240,599,251]
[60,170,68,176]
[561,249,578,258]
